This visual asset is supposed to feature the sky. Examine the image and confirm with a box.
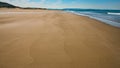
[0,0,120,9]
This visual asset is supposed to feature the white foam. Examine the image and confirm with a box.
[67,11,120,28]
[108,12,120,15]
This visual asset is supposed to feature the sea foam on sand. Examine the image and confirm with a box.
[67,11,120,28]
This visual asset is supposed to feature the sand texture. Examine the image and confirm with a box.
[0,9,120,68]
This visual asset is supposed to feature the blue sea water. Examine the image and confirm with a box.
[62,9,120,28]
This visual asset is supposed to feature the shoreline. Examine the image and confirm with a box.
[66,11,120,28]
[0,8,120,68]
[1,8,120,28]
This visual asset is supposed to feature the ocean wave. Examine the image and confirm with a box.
[108,12,120,15]
[66,11,120,28]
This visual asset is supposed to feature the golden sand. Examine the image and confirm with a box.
[0,8,120,68]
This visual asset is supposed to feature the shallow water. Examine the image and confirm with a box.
[65,9,120,28]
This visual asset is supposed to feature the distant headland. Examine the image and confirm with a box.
[0,1,46,10]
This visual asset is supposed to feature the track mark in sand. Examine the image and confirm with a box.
[24,35,46,68]
[52,13,73,67]
[24,14,73,67]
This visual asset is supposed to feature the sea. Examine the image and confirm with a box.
[61,9,120,28]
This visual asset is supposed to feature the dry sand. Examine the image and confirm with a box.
[0,8,120,68]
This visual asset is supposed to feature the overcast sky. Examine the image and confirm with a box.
[0,0,120,9]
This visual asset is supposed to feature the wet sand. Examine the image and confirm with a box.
[0,8,120,68]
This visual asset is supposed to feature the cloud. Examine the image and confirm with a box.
[0,0,119,9]
[0,0,40,6]
[0,0,63,8]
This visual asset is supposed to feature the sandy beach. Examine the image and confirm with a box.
[0,8,120,68]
